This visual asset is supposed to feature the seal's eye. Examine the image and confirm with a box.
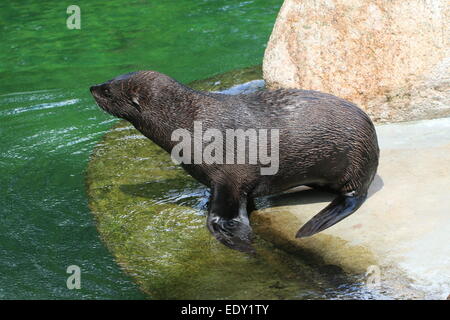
[225,220,238,228]
[131,97,141,111]
[102,87,112,97]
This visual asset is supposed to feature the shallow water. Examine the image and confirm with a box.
[0,0,282,299]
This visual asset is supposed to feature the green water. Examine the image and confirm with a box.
[0,0,282,299]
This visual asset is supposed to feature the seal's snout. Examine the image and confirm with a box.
[90,84,107,98]
[90,82,115,115]
[89,84,104,101]
[89,85,99,94]
[207,215,255,254]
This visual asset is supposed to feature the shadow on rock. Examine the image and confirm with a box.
[258,174,384,210]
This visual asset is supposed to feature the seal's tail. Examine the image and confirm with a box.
[295,193,367,238]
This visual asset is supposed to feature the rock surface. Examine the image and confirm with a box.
[253,117,450,299]
[263,0,450,122]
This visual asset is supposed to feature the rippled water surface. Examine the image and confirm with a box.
[0,0,282,299]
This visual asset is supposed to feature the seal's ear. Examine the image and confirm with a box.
[131,96,141,111]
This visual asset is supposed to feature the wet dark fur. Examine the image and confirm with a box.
[90,71,380,253]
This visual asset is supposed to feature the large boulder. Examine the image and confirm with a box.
[263,0,450,122]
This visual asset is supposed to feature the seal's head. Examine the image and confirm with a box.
[90,72,140,120]
[90,71,173,123]
[206,212,254,254]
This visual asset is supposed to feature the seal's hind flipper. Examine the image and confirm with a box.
[296,193,367,238]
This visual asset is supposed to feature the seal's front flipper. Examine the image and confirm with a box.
[206,183,254,253]
[296,193,367,238]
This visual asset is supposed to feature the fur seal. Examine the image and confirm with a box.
[90,71,379,253]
